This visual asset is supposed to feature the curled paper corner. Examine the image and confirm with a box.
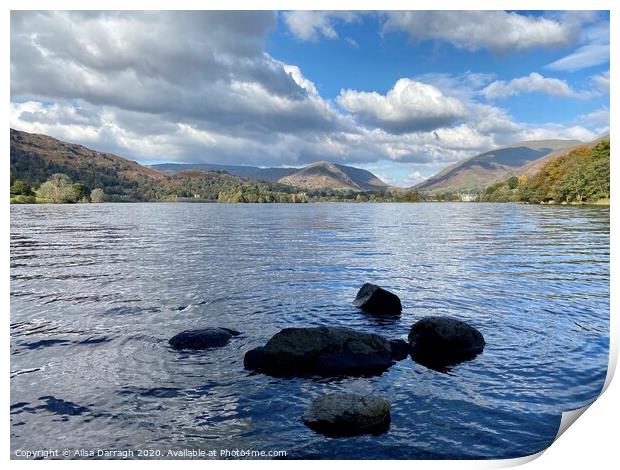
[554,403,592,441]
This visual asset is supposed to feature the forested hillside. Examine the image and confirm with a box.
[478,139,610,204]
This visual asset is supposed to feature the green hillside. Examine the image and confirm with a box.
[478,139,610,204]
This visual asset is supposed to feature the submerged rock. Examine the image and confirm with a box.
[244,326,405,376]
[169,327,241,350]
[408,317,485,369]
[353,283,402,315]
[302,393,391,437]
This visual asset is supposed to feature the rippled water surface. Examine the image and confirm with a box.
[10,203,609,459]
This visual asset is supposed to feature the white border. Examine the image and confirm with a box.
[3,1,617,468]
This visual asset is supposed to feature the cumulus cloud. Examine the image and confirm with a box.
[382,11,583,52]
[282,11,360,42]
[10,11,348,138]
[482,72,575,99]
[337,79,467,134]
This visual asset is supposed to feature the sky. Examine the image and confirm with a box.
[10,10,610,186]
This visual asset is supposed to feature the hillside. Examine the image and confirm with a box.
[515,135,610,178]
[152,162,297,182]
[10,128,165,200]
[152,161,389,191]
[277,161,388,191]
[478,137,610,204]
[415,139,581,194]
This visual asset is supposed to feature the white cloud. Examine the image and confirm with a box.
[575,107,609,135]
[337,78,467,134]
[516,124,596,143]
[282,11,359,42]
[402,171,427,186]
[592,70,610,94]
[546,43,610,72]
[482,72,575,99]
[545,18,609,71]
[382,11,583,52]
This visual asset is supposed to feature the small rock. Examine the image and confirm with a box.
[302,393,391,437]
[244,326,405,377]
[169,327,241,350]
[353,283,402,315]
[389,339,410,360]
[408,316,485,368]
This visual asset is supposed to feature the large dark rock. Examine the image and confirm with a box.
[302,393,391,437]
[244,326,405,376]
[169,327,241,350]
[408,316,485,369]
[353,283,402,315]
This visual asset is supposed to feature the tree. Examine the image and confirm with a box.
[507,176,519,190]
[71,182,91,201]
[10,179,33,196]
[37,173,77,203]
[90,188,106,203]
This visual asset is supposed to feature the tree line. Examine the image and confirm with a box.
[10,171,425,204]
[11,173,106,204]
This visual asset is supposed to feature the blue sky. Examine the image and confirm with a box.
[10,11,610,186]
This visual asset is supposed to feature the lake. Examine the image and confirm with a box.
[10,202,610,459]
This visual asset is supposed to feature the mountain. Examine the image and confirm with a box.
[415,139,582,194]
[278,161,388,191]
[151,162,298,182]
[151,161,389,191]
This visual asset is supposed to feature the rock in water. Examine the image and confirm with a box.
[169,327,241,350]
[244,326,405,376]
[353,283,402,315]
[408,317,485,368]
[389,339,410,360]
[302,393,391,437]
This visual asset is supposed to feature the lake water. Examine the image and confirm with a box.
[10,203,610,459]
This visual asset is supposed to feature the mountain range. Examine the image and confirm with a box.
[9,129,390,200]
[9,128,609,202]
[151,161,389,191]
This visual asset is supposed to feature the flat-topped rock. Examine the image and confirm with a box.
[169,327,241,350]
[302,393,391,437]
[244,326,405,376]
[353,283,402,315]
[408,317,485,368]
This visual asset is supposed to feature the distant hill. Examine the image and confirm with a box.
[151,161,389,191]
[151,162,298,182]
[415,139,582,194]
